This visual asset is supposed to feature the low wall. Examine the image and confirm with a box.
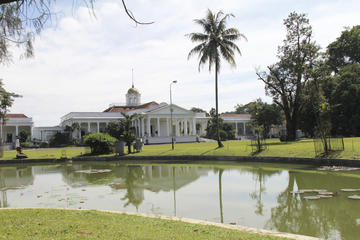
[1,154,360,167]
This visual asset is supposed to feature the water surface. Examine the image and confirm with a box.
[1,161,360,240]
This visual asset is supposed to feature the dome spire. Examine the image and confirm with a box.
[132,68,134,88]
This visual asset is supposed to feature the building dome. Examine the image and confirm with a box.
[126,84,141,106]
[127,87,140,94]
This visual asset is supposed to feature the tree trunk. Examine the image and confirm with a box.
[127,143,131,154]
[215,62,223,148]
[286,119,297,141]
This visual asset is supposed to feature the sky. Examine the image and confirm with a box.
[1,0,360,126]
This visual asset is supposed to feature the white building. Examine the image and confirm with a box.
[29,85,253,145]
[59,85,209,144]
[0,114,33,149]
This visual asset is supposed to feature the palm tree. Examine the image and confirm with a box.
[187,9,246,148]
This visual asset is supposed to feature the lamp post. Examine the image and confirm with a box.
[170,80,177,150]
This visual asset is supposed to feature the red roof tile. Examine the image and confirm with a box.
[5,114,29,118]
[103,101,159,113]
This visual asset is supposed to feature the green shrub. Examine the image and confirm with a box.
[20,142,31,148]
[49,132,71,147]
[39,142,49,148]
[83,133,117,155]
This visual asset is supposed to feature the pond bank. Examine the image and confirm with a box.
[1,154,360,167]
[0,208,319,240]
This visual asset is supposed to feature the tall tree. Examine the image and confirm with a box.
[187,9,246,148]
[257,12,319,140]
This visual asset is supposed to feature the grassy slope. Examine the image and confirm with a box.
[1,138,360,160]
[0,209,289,240]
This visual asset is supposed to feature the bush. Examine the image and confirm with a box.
[19,130,29,143]
[39,142,49,148]
[49,132,71,147]
[83,133,117,155]
[20,142,31,148]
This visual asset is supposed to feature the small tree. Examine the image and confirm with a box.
[105,121,124,140]
[0,79,20,143]
[83,133,117,155]
[49,132,71,147]
[120,113,137,154]
[19,130,29,143]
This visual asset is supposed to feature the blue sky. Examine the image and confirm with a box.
[2,0,360,126]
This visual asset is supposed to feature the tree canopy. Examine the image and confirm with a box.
[327,25,360,73]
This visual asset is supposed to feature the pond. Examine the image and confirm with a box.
[0,161,360,240]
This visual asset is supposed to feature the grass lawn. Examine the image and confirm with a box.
[0,147,90,160]
[1,138,360,160]
[0,209,290,240]
[136,137,360,159]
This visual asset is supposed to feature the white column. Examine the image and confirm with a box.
[147,117,151,136]
[184,119,188,136]
[15,125,19,136]
[88,122,91,133]
[192,118,196,135]
[175,119,179,136]
[243,122,246,135]
[141,118,145,137]
[166,118,169,136]
[97,122,100,133]
[157,118,160,136]
[235,121,238,138]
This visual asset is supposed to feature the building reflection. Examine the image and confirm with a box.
[0,166,34,208]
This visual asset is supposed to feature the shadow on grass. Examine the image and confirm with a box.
[316,150,342,159]
[200,147,219,155]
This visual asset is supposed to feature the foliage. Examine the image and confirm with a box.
[235,102,256,114]
[20,141,31,148]
[0,0,149,64]
[330,64,360,136]
[105,121,124,140]
[187,9,246,148]
[237,99,283,138]
[83,133,117,155]
[19,129,29,142]
[205,113,235,141]
[49,132,71,147]
[0,79,20,142]
[327,25,360,73]
[190,107,209,116]
[257,12,319,141]
[119,113,137,154]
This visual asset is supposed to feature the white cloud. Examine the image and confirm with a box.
[1,0,359,126]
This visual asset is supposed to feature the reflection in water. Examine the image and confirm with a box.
[0,166,34,207]
[0,162,360,240]
[218,169,223,223]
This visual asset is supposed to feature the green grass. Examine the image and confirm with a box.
[0,209,289,240]
[0,147,89,160]
[135,137,360,159]
[2,137,360,160]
